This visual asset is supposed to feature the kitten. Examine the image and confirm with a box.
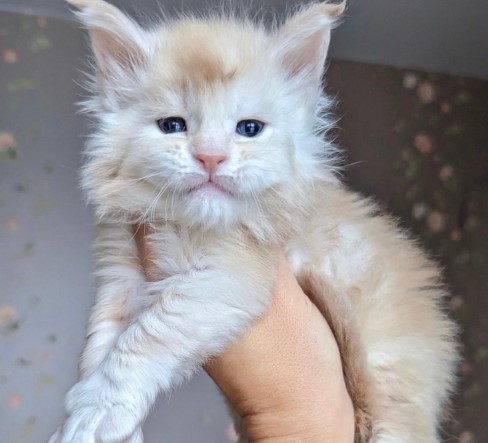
[50,0,458,442]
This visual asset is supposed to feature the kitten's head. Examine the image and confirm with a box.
[73,0,343,238]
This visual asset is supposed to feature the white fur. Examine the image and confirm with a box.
[51,2,457,442]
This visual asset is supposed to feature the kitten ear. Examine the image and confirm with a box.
[275,2,345,86]
[66,0,148,78]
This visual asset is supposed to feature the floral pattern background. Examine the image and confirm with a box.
[1,11,487,443]
[327,62,488,443]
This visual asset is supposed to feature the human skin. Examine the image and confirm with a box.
[134,228,355,443]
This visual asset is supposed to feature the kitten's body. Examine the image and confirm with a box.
[51,1,458,442]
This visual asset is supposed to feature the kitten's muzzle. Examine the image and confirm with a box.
[194,154,227,175]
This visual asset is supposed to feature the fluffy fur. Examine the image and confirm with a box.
[50,1,458,442]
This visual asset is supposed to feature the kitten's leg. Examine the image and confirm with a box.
[360,289,457,443]
[48,224,147,443]
[297,266,375,443]
[299,266,457,443]
[54,259,275,443]
[79,223,147,377]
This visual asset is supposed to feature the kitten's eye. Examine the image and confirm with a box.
[157,117,187,134]
[236,120,265,138]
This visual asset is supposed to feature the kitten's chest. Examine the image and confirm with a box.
[147,224,263,279]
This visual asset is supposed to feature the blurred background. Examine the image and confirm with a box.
[0,1,487,442]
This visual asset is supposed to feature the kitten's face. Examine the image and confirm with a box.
[111,23,307,229]
[78,1,342,232]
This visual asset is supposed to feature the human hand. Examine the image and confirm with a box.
[135,228,354,443]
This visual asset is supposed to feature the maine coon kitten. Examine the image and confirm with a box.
[50,0,458,442]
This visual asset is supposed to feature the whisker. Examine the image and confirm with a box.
[148,181,171,224]
[140,179,167,224]
[122,171,166,184]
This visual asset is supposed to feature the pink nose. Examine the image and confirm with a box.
[194,154,227,174]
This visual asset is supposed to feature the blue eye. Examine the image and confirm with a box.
[157,117,187,134]
[236,120,265,137]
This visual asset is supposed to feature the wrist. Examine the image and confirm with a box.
[241,390,354,443]
[211,361,355,443]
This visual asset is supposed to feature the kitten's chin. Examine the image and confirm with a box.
[178,190,241,231]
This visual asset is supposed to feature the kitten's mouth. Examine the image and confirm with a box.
[188,180,233,197]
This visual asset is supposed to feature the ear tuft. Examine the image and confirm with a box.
[275,2,345,89]
[68,0,148,81]
[66,0,104,10]
[323,1,346,18]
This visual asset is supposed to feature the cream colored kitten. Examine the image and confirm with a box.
[49,1,458,442]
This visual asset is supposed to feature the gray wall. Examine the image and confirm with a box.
[0,0,487,80]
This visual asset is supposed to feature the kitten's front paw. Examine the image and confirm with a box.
[50,408,101,443]
[51,413,143,443]
[52,372,143,443]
